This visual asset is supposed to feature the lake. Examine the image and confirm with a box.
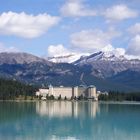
[0,101,140,140]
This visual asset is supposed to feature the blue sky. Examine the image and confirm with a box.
[0,0,140,58]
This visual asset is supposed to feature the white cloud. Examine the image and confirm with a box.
[115,48,126,56]
[103,4,138,22]
[47,44,71,57]
[127,34,140,57]
[70,28,121,52]
[128,23,140,34]
[60,0,96,17]
[102,44,126,56]
[0,43,19,53]
[0,11,60,38]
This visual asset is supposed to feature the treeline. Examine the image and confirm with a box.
[98,91,140,101]
[0,78,37,100]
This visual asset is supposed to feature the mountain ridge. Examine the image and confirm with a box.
[0,52,140,92]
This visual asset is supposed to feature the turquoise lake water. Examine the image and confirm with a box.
[0,101,140,140]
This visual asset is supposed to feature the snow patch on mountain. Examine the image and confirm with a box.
[73,51,127,65]
[46,53,90,63]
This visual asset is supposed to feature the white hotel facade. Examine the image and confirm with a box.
[36,85,98,100]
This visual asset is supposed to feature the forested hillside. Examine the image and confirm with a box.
[0,78,37,100]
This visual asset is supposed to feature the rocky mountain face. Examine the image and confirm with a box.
[0,52,140,92]
[108,70,140,91]
[0,52,51,65]
[73,51,140,78]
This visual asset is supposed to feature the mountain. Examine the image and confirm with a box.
[108,70,140,90]
[73,51,126,64]
[0,52,140,92]
[0,52,51,65]
[0,61,135,92]
[73,51,140,78]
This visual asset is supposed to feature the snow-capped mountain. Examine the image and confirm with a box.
[45,50,140,81]
[73,51,128,65]
[73,51,140,78]
[46,53,89,63]
[47,50,140,64]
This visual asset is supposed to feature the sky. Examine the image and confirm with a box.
[0,0,140,58]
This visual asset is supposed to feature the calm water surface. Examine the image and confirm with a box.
[0,101,140,140]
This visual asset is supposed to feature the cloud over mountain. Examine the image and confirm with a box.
[48,44,71,57]
[70,28,121,52]
[0,11,60,38]
[0,43,19,53]
[128,23,140,34]
[127,35,140,57]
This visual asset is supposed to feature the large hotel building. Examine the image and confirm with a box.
[36,85,98,100]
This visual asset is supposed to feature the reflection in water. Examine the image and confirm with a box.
[36,101,99,118]
[0,101,140,140]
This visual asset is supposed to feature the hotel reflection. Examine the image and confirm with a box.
[36,101,99,119]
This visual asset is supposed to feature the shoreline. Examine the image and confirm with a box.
[0,100,140,104]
